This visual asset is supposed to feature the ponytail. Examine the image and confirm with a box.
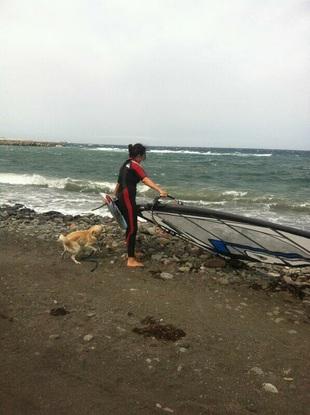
[128,144,133,157]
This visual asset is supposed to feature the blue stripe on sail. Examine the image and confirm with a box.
[209,239,303,259]
[209,239,230,255]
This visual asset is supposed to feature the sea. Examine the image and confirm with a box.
[0,144,309,230]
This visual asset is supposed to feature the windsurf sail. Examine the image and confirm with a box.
[137,197,310,267]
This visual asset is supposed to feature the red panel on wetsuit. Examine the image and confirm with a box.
[130,161,147,180]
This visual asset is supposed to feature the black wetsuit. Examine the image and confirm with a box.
[116,159,147,257]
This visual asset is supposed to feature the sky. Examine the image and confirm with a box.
[1,0,309,150]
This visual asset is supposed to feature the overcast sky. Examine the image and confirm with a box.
[1,0,309,149]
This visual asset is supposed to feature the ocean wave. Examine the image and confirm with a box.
[176,189,249,202]
[0,173,116,194]
[184,200,227,207]
[87,147,126,152]
[222,190,248,197]
[169,192,310,215]
[268,202,310,214]
[149,149,272,157]
[86,147,272,157]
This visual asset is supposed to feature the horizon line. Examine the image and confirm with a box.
[0,137,309,152]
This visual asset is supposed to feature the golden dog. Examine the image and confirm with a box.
[58,224,103,264]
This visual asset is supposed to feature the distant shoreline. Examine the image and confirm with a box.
[0,138,66,147]
[0,138,308,152]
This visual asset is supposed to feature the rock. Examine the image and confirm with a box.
[302,300,310,318]
[283,275,310,288]
[172,255,181,262]
[116,326,126,332]
[246,403,258,413]
[160,272,174,280]
[303,288,310,298]
[140,225,156,236]
[41,211,64,219]
[50,307,69,316]
[229,276,242,284]
[218,277,229,285]
[204,258,226,268]
[178,266,190,273]
[262,383,279,394]
[0,210,9,219]
[152,253,163,261]
[83,334,94,342]
[159,238,170,246]
[49,334,60,340]
[278,291,295,302]
[288,330,297,335]
[176,341,190,349]
[267,272,281,278]
[250,367,264,376]
[163,408,174,413]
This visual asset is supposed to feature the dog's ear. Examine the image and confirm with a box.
[90,226,99,236]
[91,225,102,235]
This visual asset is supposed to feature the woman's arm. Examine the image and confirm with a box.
[142,177,168,197]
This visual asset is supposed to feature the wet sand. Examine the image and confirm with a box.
[0,227,309,415]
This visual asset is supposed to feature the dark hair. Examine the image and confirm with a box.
[128,143,146,158]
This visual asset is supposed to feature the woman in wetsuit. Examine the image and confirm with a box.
[114,143,167,267]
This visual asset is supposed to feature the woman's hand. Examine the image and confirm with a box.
[159,190,168,198]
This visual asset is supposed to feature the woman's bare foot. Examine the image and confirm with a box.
[127,257,144,267]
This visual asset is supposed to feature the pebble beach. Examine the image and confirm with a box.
[1,203,310,414]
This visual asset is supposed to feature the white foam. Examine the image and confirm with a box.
[86,147,126,152]
[222,190,248,197]
[86,147,272,157]
[184,199,227,206]
[0,173,63,188]
[1,190,112,218]
[0,173,116,192]
[148,150,272,157]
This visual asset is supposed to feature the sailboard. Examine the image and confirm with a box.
[137,197,310,267]
[101,193,127,230]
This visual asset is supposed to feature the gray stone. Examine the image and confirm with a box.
[262,383,279,394]
[267,272,281,278]
[160,272,174,280]
[218,277,229,285]
[178,266,190,273]
[83,334,94,342]
[250,366,264,376]
[302,300,310,318]
[49,334,60,340]
[152,253,163,261]
[204,258,226,268]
